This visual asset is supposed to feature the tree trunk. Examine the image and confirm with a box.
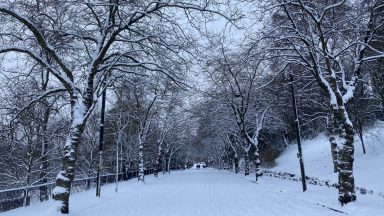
[154,156,161,177]
[234,156,239,173]
[358,130,366,154]
[115,138,119,193]
[39,108,50,202]
[327,113,338,173]
[232,159,235,172]
[23,188,30,207]
[244,151,250,176]
[138,140,145,182]
[52,99,86,214]
[86,150,93,190]
[154,142,162,177]
[333,108,356,205]
[24,146,33,206]
[167,156,172,174]
[86,179,91,190]
[39,140,49,201]
[356,120,366,154]
[162,155,167,175]
[24,167,31,206]
[254,149,262,181]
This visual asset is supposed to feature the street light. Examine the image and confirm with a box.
[96,89,106,197]
[289,74,307,192]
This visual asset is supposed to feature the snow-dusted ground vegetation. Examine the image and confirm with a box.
[0,0,384,215]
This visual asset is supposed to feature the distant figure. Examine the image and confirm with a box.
[197,164,200,169]
[201,162,206,168]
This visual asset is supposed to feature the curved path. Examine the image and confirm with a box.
[3,169,383,216]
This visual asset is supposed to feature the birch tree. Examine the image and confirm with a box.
[131,78,162,182]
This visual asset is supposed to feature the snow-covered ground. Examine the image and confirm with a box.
[2,169,384,216]
[3,122,384,216]
[272,121,384,193]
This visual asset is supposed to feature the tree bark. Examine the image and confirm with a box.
[115,138,119,193]
[24,138,34,206]
[333,107,356,205]
[167,156,172,174]
[52,98,86,214]
[138,141,145,182]
[327,113,338,173]
[356,120,366,154]
[244,151,250,176]
[24,166,31,206]
[254,149,262,181]
[39,67,51,202]
[154,142,162,177]
[39,138,49,201]
[233,154,239,173]
[162,155,167,175]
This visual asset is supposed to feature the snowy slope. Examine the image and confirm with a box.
[272,121,384,193]
[2,169,384,216]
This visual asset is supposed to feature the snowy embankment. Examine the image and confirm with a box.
[271,121,384,193]
[2,169,384,216]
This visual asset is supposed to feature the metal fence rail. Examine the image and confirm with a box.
[0,169,155,213]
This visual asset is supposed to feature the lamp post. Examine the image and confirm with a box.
[290,74,307,192]
[96,89,106,197]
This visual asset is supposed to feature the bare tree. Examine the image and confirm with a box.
[0,1,234,213]
[264,0,384,204]
[205,44,273,180]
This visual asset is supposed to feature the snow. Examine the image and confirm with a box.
[2,169,384,216]
[52,186,68,196]
[71,99,85,127]
[3,123,384,215]
[342,77,356,103]
[56,172,70,181]
[272,121,384,193]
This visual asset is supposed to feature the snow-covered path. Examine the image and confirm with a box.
[3,169,383,216]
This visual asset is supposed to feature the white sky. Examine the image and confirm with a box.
[183,1,266,108]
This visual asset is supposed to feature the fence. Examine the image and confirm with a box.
[0,169,155,213]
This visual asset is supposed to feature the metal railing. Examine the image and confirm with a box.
[0,169,155,213]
